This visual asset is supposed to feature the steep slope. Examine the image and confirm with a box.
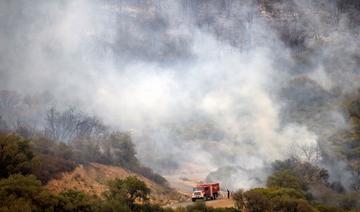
[46,163,188,206]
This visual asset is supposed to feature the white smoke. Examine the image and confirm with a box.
[2,0,357,189]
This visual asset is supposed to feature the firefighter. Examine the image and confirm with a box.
[227,189,230,199]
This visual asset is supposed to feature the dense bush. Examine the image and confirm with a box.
[313,204,344,212]
[28,137,77,183]
[233,187,315,212]
[30,137,73,159]
[266,169,306,191]
[172,202,239,212]
[251,187,306,200]
[0,174,170,212]
[0,174,57,211]
[31,154,76,183]
[268,159,360,210]
[105,176,150,210]
[0,129,169,188]
[55,189,99,212]
[271,158,329,188]
[232,157,360,211]
[243,190,272,212]
[0,133,75,184]
[0,133,34,178]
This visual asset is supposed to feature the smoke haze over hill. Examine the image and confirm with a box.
[0,0,359,190]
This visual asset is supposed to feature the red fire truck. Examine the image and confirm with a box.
[191,183,220,202]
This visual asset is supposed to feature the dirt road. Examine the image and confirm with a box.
[171,198,234,209]
[205,198,235,208]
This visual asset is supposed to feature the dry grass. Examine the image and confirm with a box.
[45,163,187,205]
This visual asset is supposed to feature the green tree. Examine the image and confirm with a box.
[29,136,76,183]
[0,133,33,178]
[55,189,99,212]
[267,170,306,191]
[0,174,56,211]
[251,187,305,200]
[271,197,315,212]
[313,204,344,212]
[108,132,139,168]
[233,188,313,212]
[100,198,130,212]
[105,176,150,210]
[31,154,76,183]
[232,189,245,210]
[243,190,271,212]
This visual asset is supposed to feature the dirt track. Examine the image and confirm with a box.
[171,198,234,209]
[206,198,235,208]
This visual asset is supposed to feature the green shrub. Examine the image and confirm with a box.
[105,176,150,210]
[233,187,315,212]
[55,189,99,212]
[31,154,76,183]
[0,174,56,211]
[251,187,305,200]
[243,190,271,212]
[267,170,306,191]
[0,133,33,179]
[313,203,344,212]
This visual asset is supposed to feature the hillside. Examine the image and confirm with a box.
[46,163,189,206]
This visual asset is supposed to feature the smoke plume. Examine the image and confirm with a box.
[0,0,359,189]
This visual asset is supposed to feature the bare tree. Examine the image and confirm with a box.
[45,107,79,142]
[295,143,321,164]
[45,107,107,143]
[76,116,107,139]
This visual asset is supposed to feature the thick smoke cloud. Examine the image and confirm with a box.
[0,0,359,190]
